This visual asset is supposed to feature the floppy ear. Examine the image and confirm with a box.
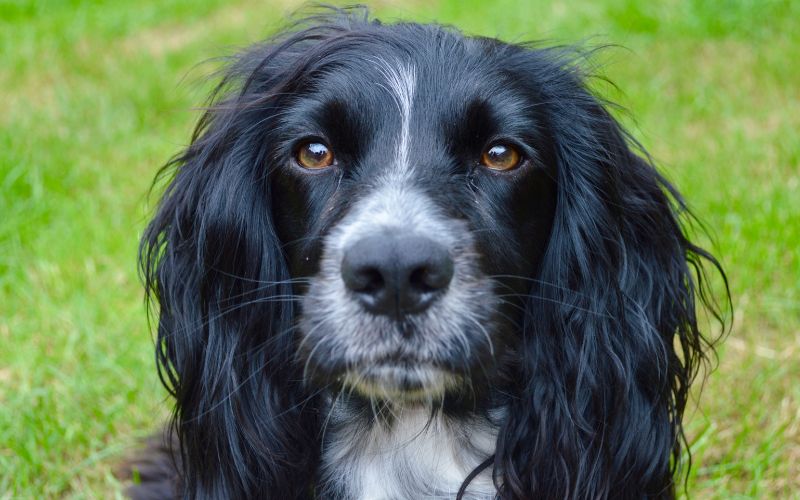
[494,51,729,499]
[138,16,365,497]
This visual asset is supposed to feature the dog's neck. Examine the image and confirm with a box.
[317,397,501,499]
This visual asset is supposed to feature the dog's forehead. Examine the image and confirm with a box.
[288,43,533,159]
[293,31,515,113]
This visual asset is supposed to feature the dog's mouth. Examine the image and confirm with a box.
[339,362,459,402]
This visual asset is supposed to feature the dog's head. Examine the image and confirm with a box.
[141,8,728,498]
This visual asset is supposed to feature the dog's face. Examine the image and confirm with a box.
[140,12,728,498]
[267,43,557,402]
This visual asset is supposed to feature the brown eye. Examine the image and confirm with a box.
[296,141,334,169]
[481,143,521,171]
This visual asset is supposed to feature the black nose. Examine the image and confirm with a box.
[341,233,454,318]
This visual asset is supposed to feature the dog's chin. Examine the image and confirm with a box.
[340,363,459,404]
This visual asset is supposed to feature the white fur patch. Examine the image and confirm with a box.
[329,183,457,256]
[374,60,416,176]
[320,407,499,499]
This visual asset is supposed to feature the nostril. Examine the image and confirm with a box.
[408,263,453,293]
[352,267,384,294]
[409,267,431,292]
[341,251,386,294]
[426,260,454,291]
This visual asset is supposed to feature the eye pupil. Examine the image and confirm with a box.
[481,143,521,171]
[296,141,334,169]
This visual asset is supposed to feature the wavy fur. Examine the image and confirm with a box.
[131,7,729,499]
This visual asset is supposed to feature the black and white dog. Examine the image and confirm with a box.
[131,7,729,499]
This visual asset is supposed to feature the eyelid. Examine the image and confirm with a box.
[487,136,533,155]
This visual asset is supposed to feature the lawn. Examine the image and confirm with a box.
[1,0,797,497]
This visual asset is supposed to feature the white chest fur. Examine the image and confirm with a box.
[319,407,499,499]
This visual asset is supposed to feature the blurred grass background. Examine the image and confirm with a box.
[1,0,798,497]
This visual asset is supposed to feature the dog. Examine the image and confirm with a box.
[129,7,729,499]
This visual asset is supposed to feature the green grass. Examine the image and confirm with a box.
[1,0,797,497]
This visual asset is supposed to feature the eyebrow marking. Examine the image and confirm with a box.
[375,60,416,175]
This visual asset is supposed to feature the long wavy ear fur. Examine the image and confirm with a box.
[493,49,730,499]
[136,10,374,498]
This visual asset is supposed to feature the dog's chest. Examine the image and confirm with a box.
[320,408,498,499]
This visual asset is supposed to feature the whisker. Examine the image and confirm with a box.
[488,274,594,299]
[205,267,313,285]
[494,293,613,319]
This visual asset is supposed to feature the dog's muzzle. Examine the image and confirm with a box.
[299,185,495,403]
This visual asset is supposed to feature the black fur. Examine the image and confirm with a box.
[129,6,729,499]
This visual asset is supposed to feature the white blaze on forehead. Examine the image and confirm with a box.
[374,60,416,176]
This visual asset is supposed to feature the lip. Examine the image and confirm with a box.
[340,362,457,401]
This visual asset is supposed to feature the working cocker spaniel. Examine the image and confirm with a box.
[129,7,729,500]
